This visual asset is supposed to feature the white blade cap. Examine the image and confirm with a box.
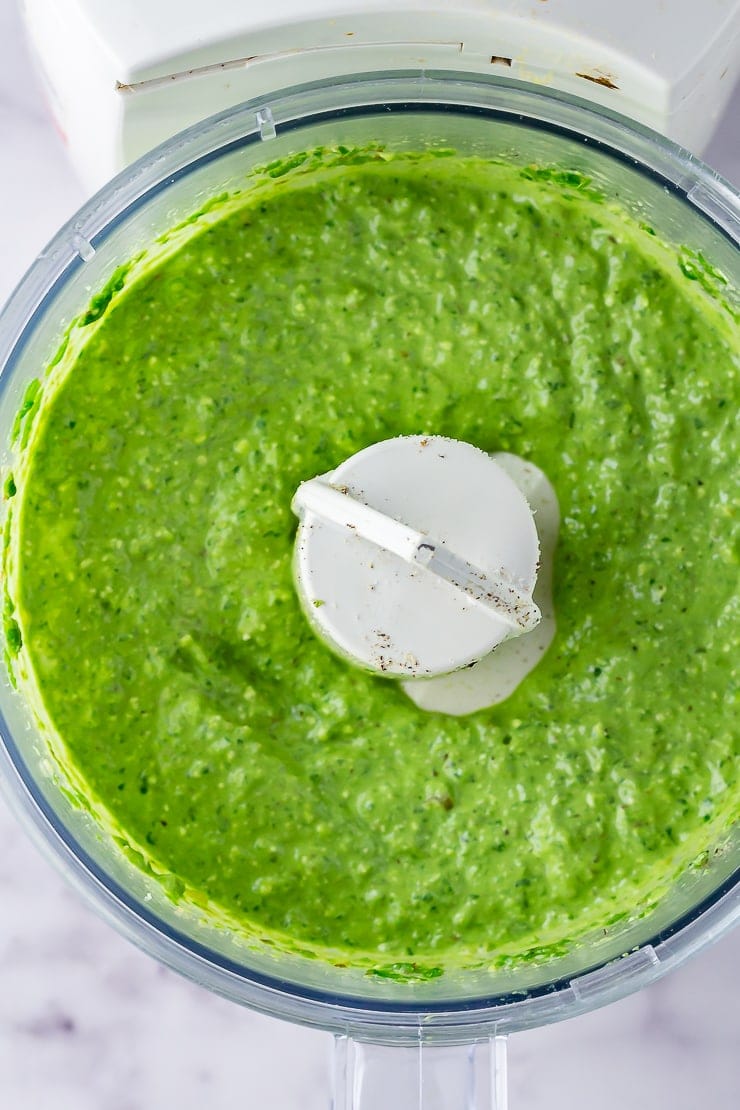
[292,435,542,679]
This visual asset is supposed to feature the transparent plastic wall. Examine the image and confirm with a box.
[0,74,737,1056]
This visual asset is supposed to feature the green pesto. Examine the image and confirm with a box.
[10,152,740,971]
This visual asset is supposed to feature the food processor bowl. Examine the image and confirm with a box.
[0,72,737,1107]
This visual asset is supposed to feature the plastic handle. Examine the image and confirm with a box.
[294,477,540,633]
[330,1034,508,1110]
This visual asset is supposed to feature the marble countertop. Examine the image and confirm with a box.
[1,1,738,1106]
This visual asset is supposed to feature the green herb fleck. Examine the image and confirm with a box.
[368,962,444,982]
[4,617,21,655]
[80,264,131,326]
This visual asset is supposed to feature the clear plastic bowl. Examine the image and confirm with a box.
[0,73,737,1083]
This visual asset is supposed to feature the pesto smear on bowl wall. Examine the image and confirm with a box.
[4,150,739,974]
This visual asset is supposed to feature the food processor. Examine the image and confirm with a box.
[2,14,739,1110]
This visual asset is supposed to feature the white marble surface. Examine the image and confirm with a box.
[1,0,739,1106]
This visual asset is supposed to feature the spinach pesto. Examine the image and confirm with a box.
[6,150,739,974]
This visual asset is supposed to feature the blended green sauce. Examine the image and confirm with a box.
[7,151,739,973]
